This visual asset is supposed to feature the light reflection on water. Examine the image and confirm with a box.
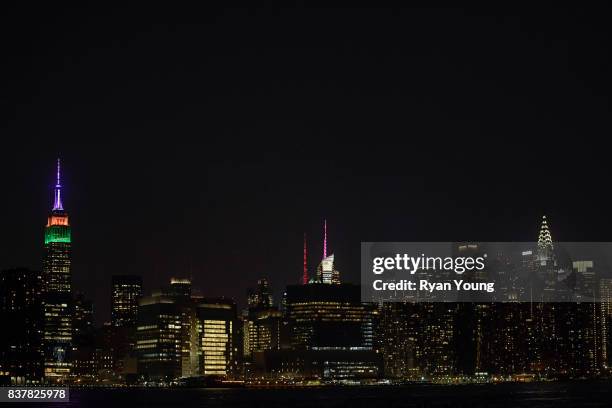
[10,382,612,408]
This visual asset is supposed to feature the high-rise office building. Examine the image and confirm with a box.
[110,275,143,377]
[165,278,198,379]
[256,283,381,380]
[600,279,612,371]
[246,309,282,357]
[111,275,143,328]
[377,302,419,379]
[247,278,273,309]
[286,283,375,351]
[420,303,456,377]
[73,293,94,344]
[42,159,73,382]
[136,278,241,381]
[567,261,601,376]
[316,254,340,284]
[0,268,44,384]
[195,298,240,378]
[71,293,96,379]
[244,279,282,360]
[136,295,183,381]
[167,277,192,299]
[573,261,596,300]
[476,303,530,376]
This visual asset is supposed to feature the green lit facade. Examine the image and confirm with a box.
[43,217,72,294]
[44,225,71,245]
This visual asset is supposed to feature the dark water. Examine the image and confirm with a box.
[9,382,612,408]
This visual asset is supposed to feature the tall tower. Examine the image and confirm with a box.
[536,215,557,293]
[42,159,73,382]
[537,215,553,254]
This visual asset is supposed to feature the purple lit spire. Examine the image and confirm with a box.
[52,158,63,211]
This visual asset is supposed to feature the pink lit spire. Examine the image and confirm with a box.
[303,233,308,285]
[323,219,327,259]
[52,158,64,211]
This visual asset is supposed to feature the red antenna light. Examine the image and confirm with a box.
[303,233,308,284]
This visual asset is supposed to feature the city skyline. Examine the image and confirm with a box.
[3,5,612,407]
[7,161,605,385]
[1,157,606,326]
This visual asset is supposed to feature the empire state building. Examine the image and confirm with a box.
[42,159,73,382]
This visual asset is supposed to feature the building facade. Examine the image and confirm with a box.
[111,275,143,328]
[136,295,183,381]
[0,268,44,384]
[42,160,73,382]
[136,279,241,382]
[255,283,381,381]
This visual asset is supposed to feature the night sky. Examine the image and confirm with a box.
[1,5,611,324]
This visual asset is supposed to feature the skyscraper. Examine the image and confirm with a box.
[378,302,419,379]
[0,268,44,384]
[71,292,96,380]
[537,215,554,254]
[109,276,143,380]
[136,278,241,382]
[599,279,612,371]
[164,278,198,379]
[167,277,192,299]
[573,261,596,300]
[286,283,375,350]
[247,278,273,309]
[537,215,557,295]
[73,293,94,346]
[136,295,183,381]
[111,275,143,328]
[42,159,73,382]
[256,283,381,380]
[195,298,240,378]
[317,254,338,284]
[243,279,282,361]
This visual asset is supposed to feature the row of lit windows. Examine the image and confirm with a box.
[137,339,158,344]
[137,325,158,331]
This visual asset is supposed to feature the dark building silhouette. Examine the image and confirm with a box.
[286,284,375,351]
[111,275,143,328]
[71,292,96,379]
[110,275,142,378]
[254,283,381,380]
[0,268,44,384]
[247,278,273,309]
[136,295,183,381]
